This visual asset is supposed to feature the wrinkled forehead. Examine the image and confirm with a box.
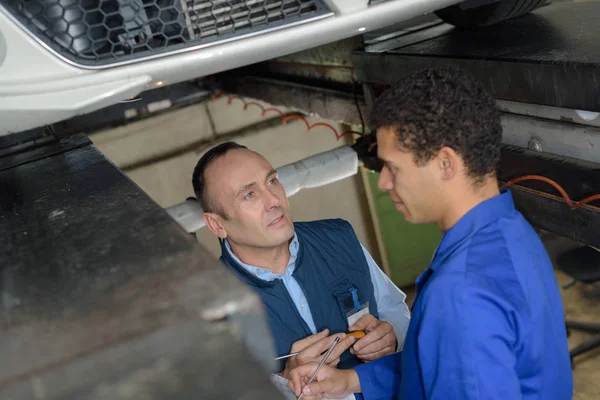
[206,149,275,198]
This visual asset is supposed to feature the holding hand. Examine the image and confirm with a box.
[349,314,397,361]
[280,329,356,380]
[288,362,361,400]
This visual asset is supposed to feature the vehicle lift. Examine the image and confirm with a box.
[1,1,599,398]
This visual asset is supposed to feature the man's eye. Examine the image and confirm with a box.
[269,178,279,185]
[243,192,253,200]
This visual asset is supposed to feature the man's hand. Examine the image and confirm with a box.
[349,314,397,361]
[280,329,356,380]
[288,362,361,400]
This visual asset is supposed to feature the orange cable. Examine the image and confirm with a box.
[501,175,600,210]
[243,101,264,111]
[261,108,285,118]
[212,92,363,141]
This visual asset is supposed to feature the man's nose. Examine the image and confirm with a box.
[264,189,282,210]
[378,167,393,191]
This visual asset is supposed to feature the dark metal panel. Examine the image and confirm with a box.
[499,146,600,206]
[216,76,368,127]
[353,51,600,112]
[363,22,454,53]
[498,146,600,248]
[0,137,279,398]
[509,186,600,249]
[387,4,600,64]
[0,134,90,172]
[353,2,600,112]
[0,126,49,151]
[53,81,212,138]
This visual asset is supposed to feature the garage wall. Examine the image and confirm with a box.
[91,96,381,263]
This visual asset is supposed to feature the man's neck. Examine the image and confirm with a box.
[228,240,291,275]
[438,178,500,232]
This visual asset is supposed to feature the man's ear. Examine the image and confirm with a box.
[437,146,459,181]
[203,212,227,239]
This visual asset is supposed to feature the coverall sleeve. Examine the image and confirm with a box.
[354,352,403,400]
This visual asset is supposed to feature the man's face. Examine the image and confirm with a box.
[376,127,442,225]
[204,149,294,249]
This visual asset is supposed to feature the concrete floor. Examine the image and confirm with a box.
[559,267,600,400]
[401,232,600,398]
[543,233,600,399]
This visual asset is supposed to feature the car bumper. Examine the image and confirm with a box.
[0,0,461,136]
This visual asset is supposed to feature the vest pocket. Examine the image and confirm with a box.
[329,276,360,326]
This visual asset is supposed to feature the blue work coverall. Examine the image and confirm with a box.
[354,190,573,399]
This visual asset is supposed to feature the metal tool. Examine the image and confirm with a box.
[298,336,340,400]
[275,351,299,360]
[274,330,365,361]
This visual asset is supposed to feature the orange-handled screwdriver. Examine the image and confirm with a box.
[347,330,366,339]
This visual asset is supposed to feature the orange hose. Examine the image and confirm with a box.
[213,92,362,141]
[501,175,600,210]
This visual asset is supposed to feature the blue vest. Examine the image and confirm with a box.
[220,219,379,372]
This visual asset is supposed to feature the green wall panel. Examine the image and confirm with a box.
[365,171,442,287]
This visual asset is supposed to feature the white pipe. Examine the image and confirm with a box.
[277,145,358,197]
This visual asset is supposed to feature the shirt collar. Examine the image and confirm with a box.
[223,232,299,281]
[430,189,515,271]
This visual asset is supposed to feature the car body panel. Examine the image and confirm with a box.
[0,0,462,136]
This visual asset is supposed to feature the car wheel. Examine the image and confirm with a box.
[435,0,549,28]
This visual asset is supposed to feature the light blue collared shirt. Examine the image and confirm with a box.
[224,233,411,348]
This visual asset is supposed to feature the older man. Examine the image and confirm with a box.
[192,141,411,381]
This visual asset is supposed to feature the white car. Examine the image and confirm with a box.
[0,0,546,137]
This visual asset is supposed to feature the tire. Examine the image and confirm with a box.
[435,0,549,28]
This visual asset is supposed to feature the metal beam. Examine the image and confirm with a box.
[500,112,600,165]
[0,135,278,399]
[497,100,600,128]
[352,3,600,112]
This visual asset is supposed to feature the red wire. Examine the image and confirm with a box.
[226,95,245,105]
[243,101,264,111]
[212,92,600,211]
[261,107,285,117]
[501,175,600,210]
[212,92,362,141]
[281,114,311,130]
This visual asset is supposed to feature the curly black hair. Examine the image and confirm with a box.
[192,141,248,218]
[369,67,502,183]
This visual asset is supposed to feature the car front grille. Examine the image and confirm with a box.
[0,0,331,67]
